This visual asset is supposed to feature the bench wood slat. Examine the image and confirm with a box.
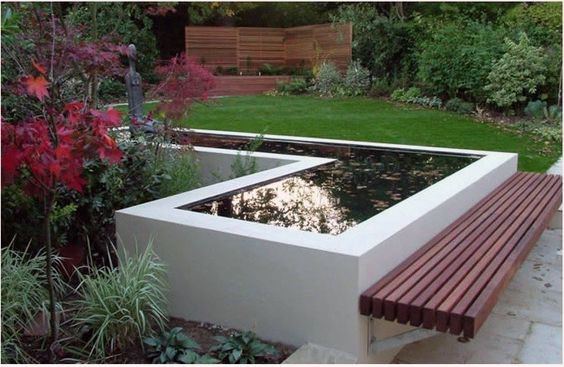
[365,173,528,318]
[381,173,540,322]
[360,172,562,339]
[406,174,544,328]
[452,177,561,336]
[435,175,558,333]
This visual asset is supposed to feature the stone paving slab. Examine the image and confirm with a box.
[516,322,562,364]
[394,228,562,364]
[282,343,357,364]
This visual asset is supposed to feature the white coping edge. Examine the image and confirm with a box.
[190,128,499,156]
[118,129,517,257]
[120,145,334,211]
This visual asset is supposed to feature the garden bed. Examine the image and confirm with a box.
[20,316,295,364]
[105,318,295,364]
[209,75,292,97]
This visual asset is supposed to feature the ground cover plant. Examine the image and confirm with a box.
[72,242,168,360]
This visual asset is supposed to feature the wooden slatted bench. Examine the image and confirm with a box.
[360,172,562,339]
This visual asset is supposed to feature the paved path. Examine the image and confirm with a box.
[547,157,562,175]
[394,158,563,364]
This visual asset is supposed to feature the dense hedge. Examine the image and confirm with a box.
[332,2,562,113]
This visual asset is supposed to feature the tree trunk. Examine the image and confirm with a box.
[558,65,562,108]
[90,3,99,108]
[43,193,58,362]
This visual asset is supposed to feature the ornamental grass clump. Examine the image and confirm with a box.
[73,241,168,359]
[1,244,64,363]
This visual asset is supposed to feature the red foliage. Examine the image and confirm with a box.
[152,54,215,120]
[22,75,50,101]
[3,53,123,197]
[2,12,126,114]
[1,99,122,197]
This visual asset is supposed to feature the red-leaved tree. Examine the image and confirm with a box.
[1,63,123,362]
[1,6,124,361]
[152,53,215,120]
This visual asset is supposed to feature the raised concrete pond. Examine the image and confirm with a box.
[116,129,517,363]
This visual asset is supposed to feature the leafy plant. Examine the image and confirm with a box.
[524,100,562,124]
[98,78,127,104]
[144,327,219,364]
[390,87,421,102]
[485,33,547,108]
[152,54,215,121]
[515,120,562,144]
[417,19,505,102]
[73,241,168,359]
[275,78,309,95]
[1,244,64,363]
[331,4,418,81]
[342,60,370,96]
[310,61,342,97]
[230,135,264,179]
[369,78,394,97]
[210,331,278,364]
[524,99,548,120]
[158,149,201,197]
[445,98,475,114]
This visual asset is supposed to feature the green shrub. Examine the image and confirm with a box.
[515,120,562,144]
[524,100,548,120]
[158,149,201,197]
[230,135,264,179]
[369,78,394,97]
[209,331,278,364]
[391,87,441,108]
[1,245,64,363]
[524,100,562,124]
[342,60,371,96]
[445,98,475,114]
[98,78,126,104]
[275,78,309,95]
[408,96,442,109]
[1,184,44,252]
[503,3,562,104]
[417,20,505,102]
[144,327,219,364]
[390,87,421,102]
[485,33,547,108]
[310,62,342,97]
[73,241,168,359]
[331,4,418,81]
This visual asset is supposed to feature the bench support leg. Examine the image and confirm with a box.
[367,317,440,354]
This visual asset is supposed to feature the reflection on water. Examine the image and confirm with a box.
[177,133,479,235]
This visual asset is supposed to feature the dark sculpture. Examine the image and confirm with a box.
[125,44,158,134]
[125,44,144,119]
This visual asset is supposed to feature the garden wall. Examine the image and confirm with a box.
[185,23,352,73]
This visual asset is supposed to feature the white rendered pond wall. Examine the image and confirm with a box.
[116,130,517,363]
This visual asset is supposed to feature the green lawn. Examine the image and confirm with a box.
[143,96,561,172]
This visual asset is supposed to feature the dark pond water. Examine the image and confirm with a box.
[176,133,480,235]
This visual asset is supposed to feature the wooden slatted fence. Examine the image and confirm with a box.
[185,23,352,73]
